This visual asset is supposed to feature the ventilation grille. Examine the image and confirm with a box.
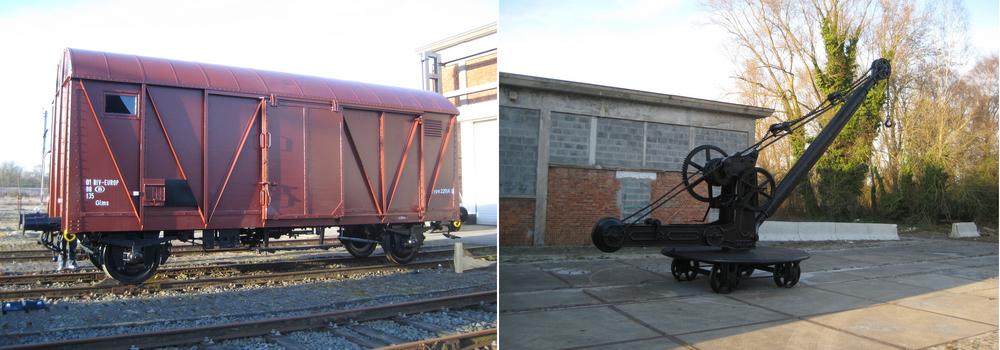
[424,119,443,137]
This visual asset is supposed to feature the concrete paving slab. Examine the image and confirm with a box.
[575,336,685,350]
[584,281,704,303]
[946,255,999,268]
[500,288,602,312]
[729,286,871,316]
[946,266,999,281]
[890,273,991,291]
[534,260,664,288]
[962,288,999,299]
[500,264,571,292]
[798,270,869,285]
[797,254,870,273]
[617,257,676,276]
[616,295,788,335]
[896,292,999,325]
[499,306,662,350]
[809,304,997,349]
[811,278,936,302]
[677,319,898,350]
[945,278,999,294]
[843,261,963,279]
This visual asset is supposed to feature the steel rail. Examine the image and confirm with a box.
[0,238,341,262]
[0,254,496,300]
[0,290,497,350]
[0,245,496,285]
[375,328,497,350]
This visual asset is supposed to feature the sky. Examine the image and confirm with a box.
[0,0,496,169]
[500,0,999,103]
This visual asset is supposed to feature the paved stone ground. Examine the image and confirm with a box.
[499,237,998,350]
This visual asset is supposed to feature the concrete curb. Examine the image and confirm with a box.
[759,221,898,241]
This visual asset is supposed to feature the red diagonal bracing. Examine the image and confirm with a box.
[343,118,384,217]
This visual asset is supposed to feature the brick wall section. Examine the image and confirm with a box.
[650,171,710,224]
[545,167,619,245]
[499,198,535,246]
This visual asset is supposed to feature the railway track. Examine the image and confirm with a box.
[0,245,495,285]
[0,238,341,262]
[0,247,496,299]
[0,290,497,350]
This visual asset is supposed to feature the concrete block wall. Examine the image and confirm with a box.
[549,112,591,164]
[499,106,539,197]
[595,118,644,168]
[499,74,768,246]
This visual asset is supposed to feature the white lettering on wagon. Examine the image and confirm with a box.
[432,188,453,195]
[83,178,120,207]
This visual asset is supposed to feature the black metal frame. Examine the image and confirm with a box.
[592,59,891,292]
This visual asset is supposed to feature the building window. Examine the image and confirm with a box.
[421,52,442,93]
[105,94,137,115]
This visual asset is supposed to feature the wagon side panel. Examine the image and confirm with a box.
[341,108,382,222]
[382,112,422,222]
[142,86,206,229]
[74,80,142,232]
[205,94,262,228]
[423,113,459,222]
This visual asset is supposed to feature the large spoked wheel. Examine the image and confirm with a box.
[709,263,741,294]
[670,259,699,281]
[341,226,376,258]
[101,242,163,285]
[382,231,420,265]
[740,167,776,212]
[773,262,801,288]
[682,145,728,202]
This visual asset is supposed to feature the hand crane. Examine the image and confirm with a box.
[591,58,891,293]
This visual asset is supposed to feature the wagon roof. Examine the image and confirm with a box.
[64,48,459,115]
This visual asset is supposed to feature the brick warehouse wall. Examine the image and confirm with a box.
[650,172,710,224]
[544,167,619,245]
[499,198,534,245]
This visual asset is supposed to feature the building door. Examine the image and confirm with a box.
[469,118,498,225]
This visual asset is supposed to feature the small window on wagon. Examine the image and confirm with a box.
[105,94,137,115]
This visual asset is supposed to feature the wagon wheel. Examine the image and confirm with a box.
[101,241,163,285]
[739,167,776,212]
[709,263,740,294]
[88,245,104,269]
[340,225,376,258]
[772,262,801,288]
[682,145,728,202]
[670,259,699,281]
[382,230,421,264]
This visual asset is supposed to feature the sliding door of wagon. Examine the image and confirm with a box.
[341,108,422,223]
[265,103,343,220]
[205,94,263,228]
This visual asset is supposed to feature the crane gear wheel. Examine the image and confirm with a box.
[682,145,728,202]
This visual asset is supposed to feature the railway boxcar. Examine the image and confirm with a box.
[39,48,462,283]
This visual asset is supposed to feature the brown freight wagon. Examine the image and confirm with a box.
[35,48,463,283]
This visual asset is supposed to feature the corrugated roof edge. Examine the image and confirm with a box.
[500,72,773,119]
[64,48,459,116]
